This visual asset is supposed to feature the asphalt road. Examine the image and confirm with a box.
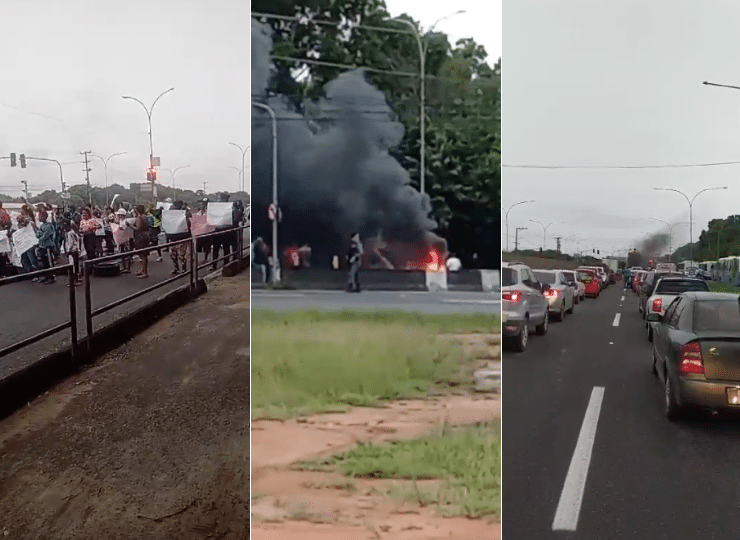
[0,252,238,380]
[503,282,740,539]
[252,289,501,314]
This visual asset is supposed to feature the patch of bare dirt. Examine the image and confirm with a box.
[0,274,250,540]
[252,329,501,540]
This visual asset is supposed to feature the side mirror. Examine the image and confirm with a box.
[646,313,661,322]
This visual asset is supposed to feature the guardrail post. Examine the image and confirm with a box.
[83,261,93,356]
[193,236,198,284]
[68,265,78,362]
[189,237,195,292]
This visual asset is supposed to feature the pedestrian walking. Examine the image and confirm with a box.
[146,207,164,261]
[211,193,233,270]
[36,210,57,284]
[165,200,191,275]
[132,205,151,278]
[64,220,82,286]
[346,232,363,293]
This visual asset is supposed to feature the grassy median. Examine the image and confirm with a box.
[294,420,501,519]
[709,282,740,293]
[251,310,498,419]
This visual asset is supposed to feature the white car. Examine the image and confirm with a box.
[560,269,585,303]
[645,277,709,341]
[532,269,575,321]
[501,262,550,352]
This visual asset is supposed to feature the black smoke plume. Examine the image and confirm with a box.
[251,20,441,267]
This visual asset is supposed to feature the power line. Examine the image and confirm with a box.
[252,11,413,35]
[503,161,740,169]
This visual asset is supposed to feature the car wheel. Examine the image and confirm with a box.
[536,310,548,335]
[556,302,565,322]
[665,371,684,422]
[512,320,529,352]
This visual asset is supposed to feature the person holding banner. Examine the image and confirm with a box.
[163,201,192,275]
[16,210,42,279]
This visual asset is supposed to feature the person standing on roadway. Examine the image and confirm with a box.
[36,210,57,284]
[132,205,151,279]
[63,219,81,286]
[80,208,101,263]
[166,200,192,275]
[346,232,363,293]
[623,267,631,291]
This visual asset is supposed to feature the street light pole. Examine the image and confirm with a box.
[654,187,727,261]
[386,10,465,196]
[122,87,175,206]
[252,101,280,283]
[529,219,562,250]
[503,200,535,252]
[163,166,190,198]
[229,143,250,193]
[90,152,127,207]
[227,166,242,191]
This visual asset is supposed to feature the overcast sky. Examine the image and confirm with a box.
[0,0,250,200]
[384,0,501,66]
[503,1,740,259]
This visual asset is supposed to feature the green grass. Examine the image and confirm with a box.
[294,421,501,519]
[709,282,740,293]
[251,310,498,419]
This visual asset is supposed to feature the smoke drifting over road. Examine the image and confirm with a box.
[251,20,440,266]
[638,233,670,257]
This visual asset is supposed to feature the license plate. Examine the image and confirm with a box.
[726,387,740,405]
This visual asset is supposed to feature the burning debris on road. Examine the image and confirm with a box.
[251,20,447,270]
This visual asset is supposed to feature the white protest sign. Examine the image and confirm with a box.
[94,218,106,236]
[11,246,22,267]
[161,210,188,234]
[110,222,133,246]
[207,202,233,227]
[12,224,39,255]
[157,202,172,211]
[0,230,10,253]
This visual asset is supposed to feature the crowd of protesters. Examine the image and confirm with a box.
[0,194,247,284]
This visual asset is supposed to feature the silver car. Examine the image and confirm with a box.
[560,269,585,303]
[501,262,550,352]
[533,269,575,321]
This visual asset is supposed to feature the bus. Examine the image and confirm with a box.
[716,256,740,285]
[698,261,716,280]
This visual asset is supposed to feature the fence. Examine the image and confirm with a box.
[0,224,249,366]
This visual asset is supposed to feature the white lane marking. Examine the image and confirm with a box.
[441,299,501,305]
[552,386,605,532]
[620,296,625,302]
[612,313,621,326]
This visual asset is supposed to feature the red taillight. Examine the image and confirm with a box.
[545,289,559,298]
[652,298,662,312]
[679,342,704,374]
[503,290,522,302]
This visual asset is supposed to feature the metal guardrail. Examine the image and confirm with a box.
[0,264,78,361]
[0,224,249,364]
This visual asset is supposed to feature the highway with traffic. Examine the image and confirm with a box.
[503,276,740,539]
[252,289,501,314]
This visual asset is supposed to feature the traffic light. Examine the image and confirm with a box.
[146,168,157,182]
[597,250,600,255]
[10,153,16,167]
[19,154,26,168]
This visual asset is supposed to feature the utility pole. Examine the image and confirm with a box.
[80,151,92,206]
[555,236,562,252]
[515,227,527,252]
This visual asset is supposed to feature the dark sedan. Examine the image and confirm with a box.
[648,292,740,421]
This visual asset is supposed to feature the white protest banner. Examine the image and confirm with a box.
[190,213,214,237]
[110,222,133,246]
[161,210,188,234]
[207,202,233,227]
[94,218,106,236]
[12,224,39,255]
[10,245,22,267]
[0,230,10,253]
[156,202,172,212]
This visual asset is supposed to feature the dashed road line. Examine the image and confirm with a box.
[621,296,625,302]
[612,313,621,326]
[552,386,605,532]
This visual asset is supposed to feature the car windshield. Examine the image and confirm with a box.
[502,268,517,287]
[533,271,557,284]
[655,280,709,295]
[695,300,740,332]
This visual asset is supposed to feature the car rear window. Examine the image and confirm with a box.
[655,280,709,294]
[578,271,593,281]
[533,271,557,284]
[562,271,575,281]
[502,268,517,287]
[695,300,740,332]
